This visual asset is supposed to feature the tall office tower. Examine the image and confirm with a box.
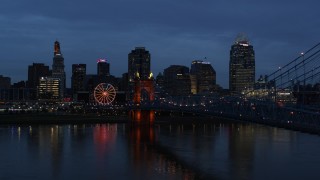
[97,59,110,76]
[52,40,66,98]
[71,64,86,96]
[38,77,61,100]
[163,65,191,96]
[128,47,151,82]
[229,34,255,93]
[27,63,50,89]
[190,60,216,94]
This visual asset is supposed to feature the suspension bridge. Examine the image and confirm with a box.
[129,43,320,132]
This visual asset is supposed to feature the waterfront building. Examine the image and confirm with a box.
[229,34,255,93]
[52,41,66,98]
[72,64,86,100]
[190,60,216,94]
[163,65,191,96]
[38,77,61,100]
[128,47,151,82]
[97,59,110,76]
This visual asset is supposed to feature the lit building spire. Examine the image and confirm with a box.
[54,40,61,56]
[52,40,66,98]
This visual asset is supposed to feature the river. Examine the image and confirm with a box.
[0,118,319,179]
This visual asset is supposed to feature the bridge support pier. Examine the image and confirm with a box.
[129,110,155,125]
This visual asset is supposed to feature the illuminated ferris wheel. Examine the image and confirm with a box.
[94,83,116,105]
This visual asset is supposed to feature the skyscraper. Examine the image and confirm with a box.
[229,34,255,93]
[52,41,66,98]
[27,63,50,89]
[163,65,191,96]
[97,59,110,76]
[71,64,86,96]
[190,60,216,94]
[128,47,151,82]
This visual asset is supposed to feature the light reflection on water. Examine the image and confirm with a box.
[0,120,320,179]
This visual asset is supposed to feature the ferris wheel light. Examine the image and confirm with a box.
[94,83,116,105]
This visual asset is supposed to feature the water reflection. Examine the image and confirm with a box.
[127,124,197,179]
[25,125,64,179]
[129,110,155,124]
[93,124,117,158]
[1,119,319,180]
[228,124,255,180]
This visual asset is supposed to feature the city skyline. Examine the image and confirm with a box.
[1,0,320,88]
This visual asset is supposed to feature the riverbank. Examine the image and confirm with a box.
[0,113,129,125]
[1,113,319,136]
[213,114,320,135]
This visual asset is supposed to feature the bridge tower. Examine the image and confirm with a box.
[130,73,155,124]
[133,79,155,104]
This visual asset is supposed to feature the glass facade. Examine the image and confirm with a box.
[229,37,255,93]
[38,77,61,100]
[190,60,216,94]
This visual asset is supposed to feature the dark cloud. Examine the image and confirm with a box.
[1,0,320,88]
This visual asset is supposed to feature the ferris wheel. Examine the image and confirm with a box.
[94,83,116,105]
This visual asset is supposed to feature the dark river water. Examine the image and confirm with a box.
[0,119,320,180]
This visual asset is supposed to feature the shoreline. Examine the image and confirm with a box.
[1,113,319,136]
[0,113,129,125]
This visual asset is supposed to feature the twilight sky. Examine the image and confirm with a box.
[1,0,320,88]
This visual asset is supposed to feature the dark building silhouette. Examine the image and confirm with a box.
[156,72,165,88]
[52,41,66,98]
[190,60,216,94]
[0,75,11,89]
[97,59,110,76]
[27,63,50,100]
[27,63,50,89]
[163,65,191,96]
[12,81,26,89]
[71,64,86,99]
[0,80,32,101]
[128,47,151,82]
[119,73,129,91]
[229,34,255,93]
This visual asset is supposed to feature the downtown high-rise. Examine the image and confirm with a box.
[229,35,255,93]
[27,63,50,100]
[27,63,50,89]
[51,41,66,98]
[190,60,216,94]
[97,59,110,77]
[128,47,151,82]
[71,64,86,97]
[163,65,191,96]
